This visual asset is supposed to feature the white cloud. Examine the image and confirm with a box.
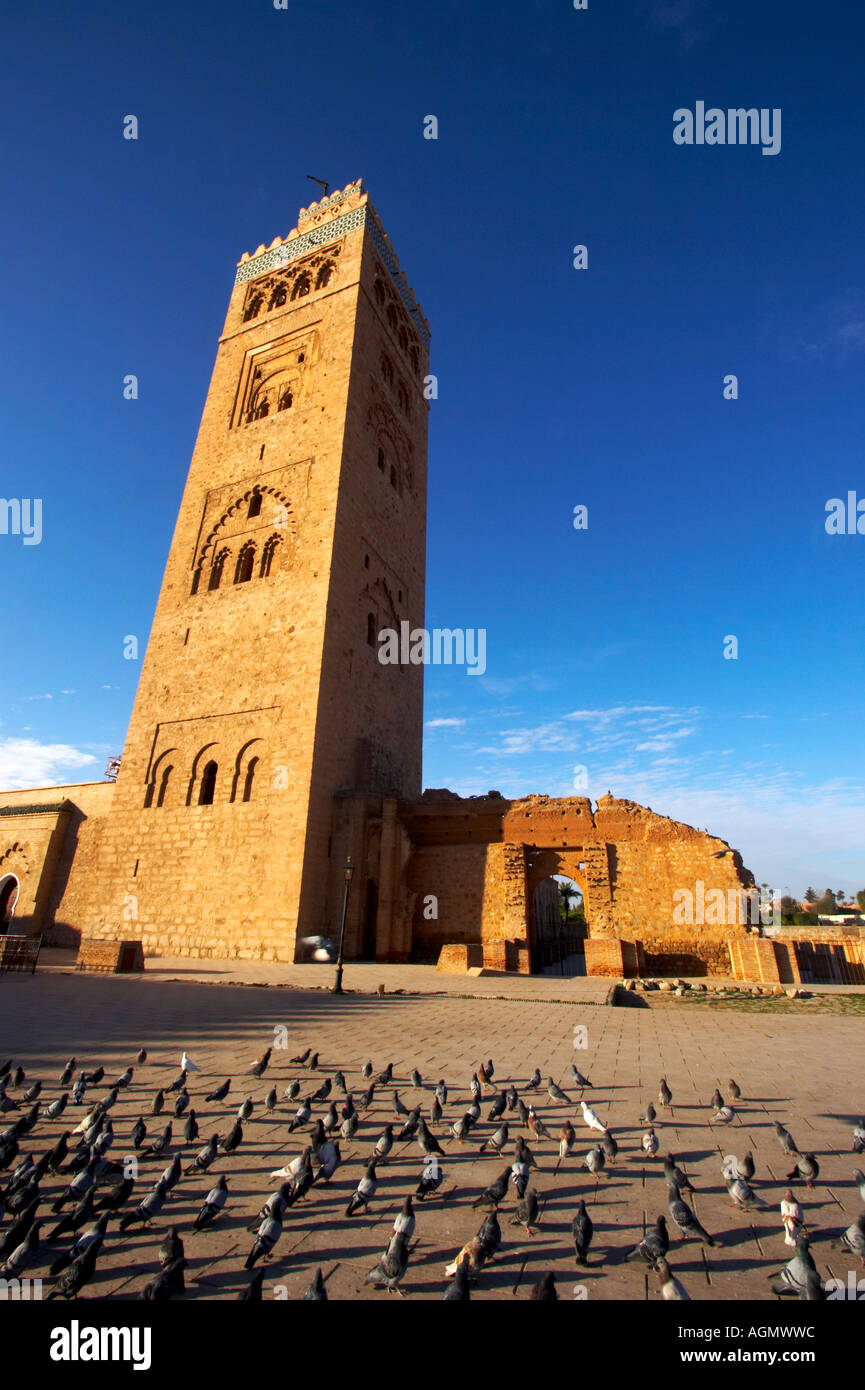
[0,738,97,791]
[425,718,466,728]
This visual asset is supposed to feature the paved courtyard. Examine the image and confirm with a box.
[0,963,862,1301]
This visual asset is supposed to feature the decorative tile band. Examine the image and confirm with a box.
[235,205,430,349]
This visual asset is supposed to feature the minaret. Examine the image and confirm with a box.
[66,181,430,961]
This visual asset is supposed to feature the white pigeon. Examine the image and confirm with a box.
[853,1121,865,1153]
[270,1152,307,1180]
[721,1153,739,1181]
[656,1257,690,1301]
[780,1191,804,1247]
[181,1051,201,1073]
[580,1101,607,1134]
[710,1105,734,1124]
[642,1128,659,1157]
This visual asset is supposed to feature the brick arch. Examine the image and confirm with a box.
[197,487,295,567]
[230,738,264,803]
[187,743,220,806]
[0,841,31,878]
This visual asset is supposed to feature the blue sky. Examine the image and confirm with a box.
[0,0,863,894]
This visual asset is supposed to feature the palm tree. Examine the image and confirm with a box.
[558,881,575,923]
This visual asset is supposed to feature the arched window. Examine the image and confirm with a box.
[208,549,228,591]
[235,544,256,584]
[199,761,217,805]
[277,384,293,412]
[268,282,287,310]
[367,613,376,646]
[242,757,258,803]
[291,273,311,300]
[156,764,173,807]
[247,492,262,519]
[315,262,334,290]
[377,448,385,472]
[260,535,280,578]
[243,292,264,322]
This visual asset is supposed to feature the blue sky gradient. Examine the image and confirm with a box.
[1,0,862,894]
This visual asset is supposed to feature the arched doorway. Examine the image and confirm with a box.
[0,875,20,935]
[531,873,587,975]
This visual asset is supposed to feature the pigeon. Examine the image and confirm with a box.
[44,1094,69,1120]
[47,1132,72,1173]
[445,1237,489,1280]
[770,1236,817,1295]
[527,1107,550,1142]
[470,1074,482,1101]
[511,1155,530,1198]
[411,1069,423,1090]
[416,1155,444,1201]
[487,1091,507,1123]
[346,1158,378,1216]
[333,1071,348,1094]
[221,1121,243,1154]
[643,1128,659,1158]
[238,1269,264,1301]
[710,1105,735,1125]
[141,1123,172,1159]
[284,1080,301,1103]
[307,1053,320,1071]
[174,1089,190,1118]
[625,1215,670,1264]
[271,1147,311,1183]
[46,1189,96,1244]
[249,1048,272,1079]
[547,1078,569,1105]
[237,1096,254,1123]
[580,1101,607,1134]
[265,1087,278,1114]
[309,1078,332,1104]
[668,1183,714,1245]
[49,1213,110,1276]
[119,1179,169,1232]
[570,1066,592,1089]
[664,1154,694,1192]
[59,1058,76,1087]
[289,1101,311,1133]
[291,1048,311,1066]
[142,1256,186,1300]
[853,1169,865,1204]
[46,1239,102,1300]
[659,1079,672,1107]
[12,1067,25,1087]
[853,1121,865,1155]
[775,1122,799,1156]
[786,1153,819,1189]
[558,1121,576,1160]
[0,1201,40,1260]
[377,1063,393,1086]
[136,1049,148,1065]
[115,1067,133,1090]
[530,1272,558,1300]
[510,1187,540,1235]
[151,1090,165,1117]
[584,1145,606,1177]
[655,1256,690,1300]
[442,1253,471,1300]
[417,1117,443,1157]
[527,1069,541,1090]
[341,1110,359,1142]
[366,1229,410,1295]
[640,1102,657,1125]
[22,1081,42,1104]
[601,1130,618,1164]
[158,1152,182,1196]
[728,1079,741,1100]
[72,1077,87,1106]
[183,1110,199,1144]
[472,1167,510,1209]
[130,1117,147,1150]
[572,1199,593,1266]
[838,1212,865,1263]
[435,1080,447,1106]
[181,1052,200,1074]
[303,1268,328,1300]
[392,1090,409,1118]
[205,1079,231,1103]
[361,1060,372,1078]
[726,1175,766,1210]
[479,1122,509,1157]
[359,1084,376,1111]
[94,1177,135,1214]
[374,1125,394,1162]
[781,1191,804,1247]
[193,1176,228,1230]
[51,1157,98,1212]
[710,1087,723,1110]
[166,1070,188,1095]
[316,1140,341,1183]
[397,1106,421,1141]
[245,1214,282,1270]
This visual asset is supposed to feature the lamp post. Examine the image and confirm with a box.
[331,856,354,995]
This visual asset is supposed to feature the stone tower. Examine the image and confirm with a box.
[65,180,430,960]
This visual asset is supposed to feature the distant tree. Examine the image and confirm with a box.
[858,890,865,913]
[803,887,817,903]
[558,881,576,922]
[779,895,798,920]
[814,889,838,915]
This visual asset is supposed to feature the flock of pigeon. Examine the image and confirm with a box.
[1,1041,863,1300]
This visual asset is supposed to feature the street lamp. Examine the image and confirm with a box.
[331,856,354,995]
